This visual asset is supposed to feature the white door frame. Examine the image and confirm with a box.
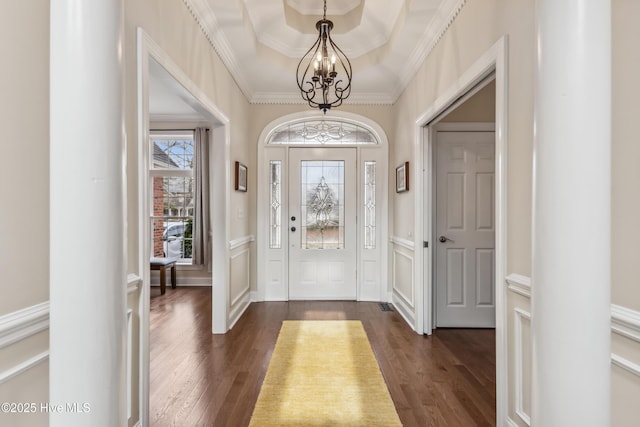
[413,36,508,425]
[257,110,389,303]
[136,29,231,426]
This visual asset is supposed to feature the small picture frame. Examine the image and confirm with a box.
[235,161,247,192]
[396,162,409,193]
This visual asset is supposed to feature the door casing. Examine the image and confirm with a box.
[257,111,389,303]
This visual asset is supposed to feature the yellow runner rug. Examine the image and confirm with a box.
[249,320,402,426]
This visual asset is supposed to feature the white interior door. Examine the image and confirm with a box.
[288,147,357,299]
[435,131,495,327]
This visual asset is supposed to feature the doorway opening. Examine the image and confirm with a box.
[431,81,496,328]
[137,29,230,425]
[257,111,389,302]
[414,37,508,425]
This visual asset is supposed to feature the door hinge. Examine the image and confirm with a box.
[423,241,429,248]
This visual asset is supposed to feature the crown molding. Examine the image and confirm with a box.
[250,91,394,106]
[182,0,255,101]
[391,0,468,101]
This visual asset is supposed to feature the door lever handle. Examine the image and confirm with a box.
[439,235,452,243]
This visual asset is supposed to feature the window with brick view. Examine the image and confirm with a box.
[150,131,195,263]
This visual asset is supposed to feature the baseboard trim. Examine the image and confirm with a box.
[228,292,251,330]
[392,292,416,332]
[505,416,520,427]
[0,302,49,349]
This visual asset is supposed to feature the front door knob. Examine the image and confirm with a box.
[439,235,450,243]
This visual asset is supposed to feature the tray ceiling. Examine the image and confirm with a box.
[182,0,466,105]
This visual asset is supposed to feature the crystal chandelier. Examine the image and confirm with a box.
[296,0,352,113]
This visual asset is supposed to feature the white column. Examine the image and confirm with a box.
[50,1,126,426]
[532,1,611,426]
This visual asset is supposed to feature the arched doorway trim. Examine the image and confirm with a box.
[257,110,389,302]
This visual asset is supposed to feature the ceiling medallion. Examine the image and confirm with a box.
[296,0,352,113]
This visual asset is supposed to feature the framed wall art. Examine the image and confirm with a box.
[235,161,247,192]
[396,161,409,193]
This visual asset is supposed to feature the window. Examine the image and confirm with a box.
[300,160,345,249]
[268,119,379,145]
[150,131,195,263]
[269,161,282,249]
[364,161,376,249]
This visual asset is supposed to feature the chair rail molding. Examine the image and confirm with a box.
[127,273,142,294]
[611,304,640,343]
[0,301,50,349]
[229,235,255,251]
[506,273,532,299]
[390,235,415,251]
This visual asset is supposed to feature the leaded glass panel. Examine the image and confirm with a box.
[364,161,376,249]
[269,120,378,145]
[269,161,282,249]
[300,160,345,249]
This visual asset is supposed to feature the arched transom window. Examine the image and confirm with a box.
[267,119,379,145]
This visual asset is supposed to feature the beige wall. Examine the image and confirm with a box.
[611,0,640,425]
[0,2,50,314]
[612,0,640,312]
[0,2,50,425]
[440,80,496,123]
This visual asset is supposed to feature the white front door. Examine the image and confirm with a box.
[435,131,496,327]
[288,147,357,299]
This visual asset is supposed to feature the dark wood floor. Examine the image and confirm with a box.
[150,287,496,426]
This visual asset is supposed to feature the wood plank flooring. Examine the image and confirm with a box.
[150,287,496,426]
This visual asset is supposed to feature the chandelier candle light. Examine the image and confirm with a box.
[296,0,352,113]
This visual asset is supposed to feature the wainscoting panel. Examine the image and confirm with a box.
[506,274,640,426]
[126,273,142,427]
[514,308,532,426]
[0,301,50,426]
[390,237,415,329]
[611,304,640,426]
[229,236,253,328]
